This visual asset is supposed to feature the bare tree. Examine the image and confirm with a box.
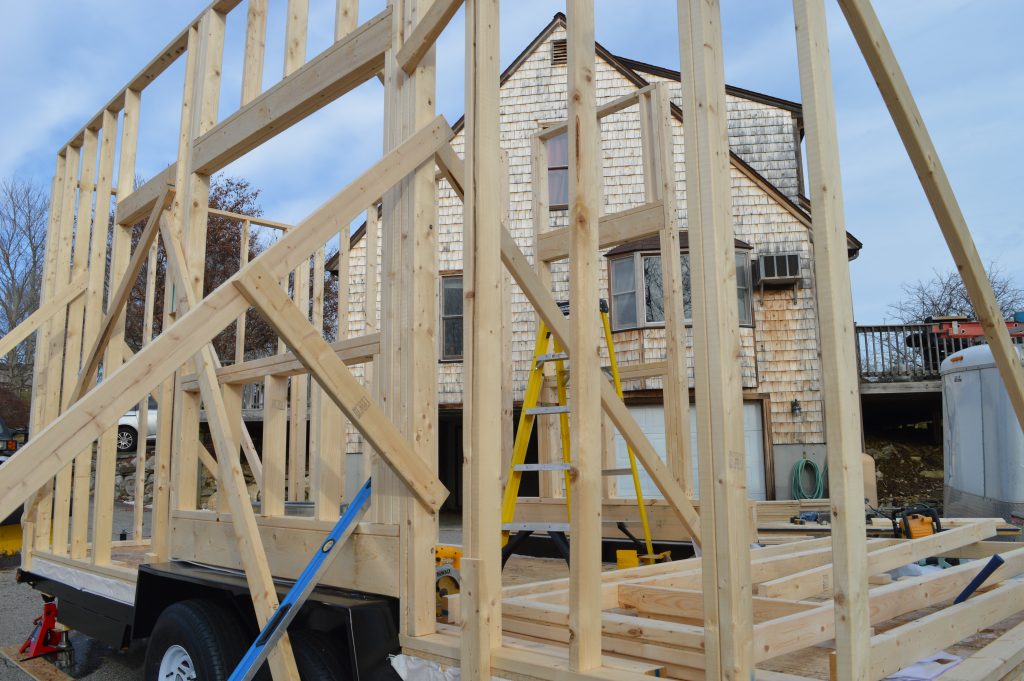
[0,177,49,397]
[888,264,1024,323]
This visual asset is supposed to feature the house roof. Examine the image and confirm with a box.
[605,232,752,258]
[329,13,863,272]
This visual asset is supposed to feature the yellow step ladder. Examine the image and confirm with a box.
[500,300,667,567]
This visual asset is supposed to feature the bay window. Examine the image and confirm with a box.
[607,242,753,331]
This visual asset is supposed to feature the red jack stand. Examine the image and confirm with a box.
[19,599,69,660]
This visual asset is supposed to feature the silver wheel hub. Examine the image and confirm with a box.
[118,431,133,449]
[159,644,196,681]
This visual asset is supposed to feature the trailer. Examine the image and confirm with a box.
[942,344,1024,519]
[3,0,1024,680]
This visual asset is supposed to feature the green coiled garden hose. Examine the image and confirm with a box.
[791,458,825,500]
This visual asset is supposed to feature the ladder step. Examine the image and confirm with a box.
[503,522,571,533]
[602,467,634,476]
[526,405,570,415]
[535,352,569,364]
[513,463,572,472]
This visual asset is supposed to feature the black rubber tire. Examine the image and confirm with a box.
[291,630,349,681]
[143,599,251,681]
[117,425,137,452]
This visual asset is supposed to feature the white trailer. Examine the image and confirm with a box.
[942,344,1024,519]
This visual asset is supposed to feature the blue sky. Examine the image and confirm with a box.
[1,1,1020,323]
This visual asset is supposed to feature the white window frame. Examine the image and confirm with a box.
[608,250,754,331]
[439,273,464,361]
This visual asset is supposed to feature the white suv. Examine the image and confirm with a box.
[117,396,159,452]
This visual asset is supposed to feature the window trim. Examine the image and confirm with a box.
[608,251,755,331]
[439,272,464,362]
[546,131,569,211]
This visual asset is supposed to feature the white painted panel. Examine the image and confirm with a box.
[613,401,766,500]
[944,370,985,497]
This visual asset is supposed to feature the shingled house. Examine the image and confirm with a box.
[330,14,862,506]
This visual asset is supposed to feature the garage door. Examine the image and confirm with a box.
[612,401,767,501]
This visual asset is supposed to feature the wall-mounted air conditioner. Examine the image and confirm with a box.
[754,253,801,287]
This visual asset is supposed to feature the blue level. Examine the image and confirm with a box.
[228,478,373,681]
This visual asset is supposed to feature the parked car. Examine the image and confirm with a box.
[117,396,158,452]
[0,415,27,465]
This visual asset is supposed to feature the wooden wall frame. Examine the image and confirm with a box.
[0,1,1021,680]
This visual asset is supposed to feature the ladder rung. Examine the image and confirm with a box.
[526,405,570,415]
[535,352,569,364]
[602,467,634,476]
[513,463,572,472]
[503,522,571,533]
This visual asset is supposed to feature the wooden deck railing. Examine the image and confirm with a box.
[856,324,1023,383]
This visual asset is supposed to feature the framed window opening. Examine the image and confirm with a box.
[440,273,463,361]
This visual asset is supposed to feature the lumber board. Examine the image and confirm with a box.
[0,271,87,359]
[380,0,440,639]
[90,109,123,566]
[677,3,753,679]
[940,617,1024,681]
[461,0,504,673]
[62,130,100,560]
[116,9,391,226]
[283,0,308,76]
[0,115,453,524]
[241,0,266,106]
[618,585,816,624]
[169,514,399,597]
[535,200,664,263]
[869,579,1024,680]
[335,0,358,41]
[537,84,654,141]
[754,544,1024,662]
[70,190,173,403]
[756,519,998,600]
[179,333,379,389]
[401,626,663,681]
[793,3,871,679]
[234,262,447,512]
[194,7,388,175]
[646,85,692,496]
[396,0,463,75]
[566,1,607,668]
[58,0,244,152]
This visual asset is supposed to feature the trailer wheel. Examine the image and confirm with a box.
[144,599,251,681]
[291,630,349,680]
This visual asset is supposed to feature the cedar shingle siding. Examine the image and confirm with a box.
[341,18,829,456]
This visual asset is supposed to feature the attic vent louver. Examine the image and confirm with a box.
[551,39,567,66]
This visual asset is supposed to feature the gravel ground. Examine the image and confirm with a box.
[0,503,150,681]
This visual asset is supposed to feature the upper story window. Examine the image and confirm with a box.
[440,274,463,361]
[607,236,754,331]
[547,132,569,210]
